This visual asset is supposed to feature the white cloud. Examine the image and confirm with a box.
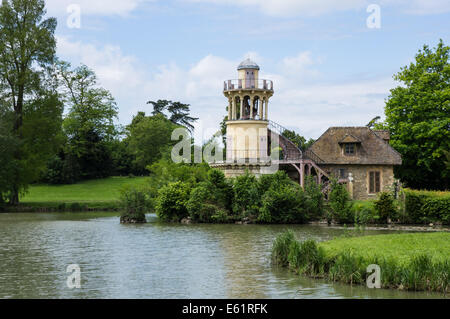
[46,0,151,17]
[57,37,394,141]
[187,0,367,16]
[381,0,450,15]
[188,0,450,16]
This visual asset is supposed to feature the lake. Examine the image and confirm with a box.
[0,212,445,299]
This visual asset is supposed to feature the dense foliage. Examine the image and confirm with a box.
[151,167,329,224]
[380,40,450,190]
[374,192,397,224]
[0,0,61,204]
[402,189,450,225]
[328,180,353,224]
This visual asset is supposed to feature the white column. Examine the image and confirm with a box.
[260,99,264,119]
[240,96,244,120]
[265,98,269,120]
[250,97,254,119]
[232,97,236,120]
[228,97,232,120]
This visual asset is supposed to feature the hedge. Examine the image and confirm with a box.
[404,189,450,225]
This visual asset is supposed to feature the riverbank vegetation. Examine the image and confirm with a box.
[6,163,450,227]
[0,0,448,227]
[272,231,450,293]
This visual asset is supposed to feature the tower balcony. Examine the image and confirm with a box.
[224,79,273,92]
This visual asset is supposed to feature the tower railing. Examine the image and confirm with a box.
[224,79,274,91]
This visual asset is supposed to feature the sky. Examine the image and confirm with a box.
[45,0,450,142]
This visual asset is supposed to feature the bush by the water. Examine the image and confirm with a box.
[328,180,353,224]
[374,192,397,224]
[186,170,233,223]
[303,176,324,220]
[403,189,450,225]
[120,188,148,223]
[351,201,377,225]
[156,181,191,222]
[153,167,325,224]
[259,184,306,223]
[272,231,450,293]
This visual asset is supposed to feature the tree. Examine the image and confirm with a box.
[282,129,315,150]
[148,99,198,132]
[0,106,17,203]
[382,40,450,190]
[58,63,119,180]
[127,113,177,173]
[0,0,60,204]
[366,116,381,129]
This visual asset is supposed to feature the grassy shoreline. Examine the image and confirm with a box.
[272,231,450,293]
[1,176,149,212]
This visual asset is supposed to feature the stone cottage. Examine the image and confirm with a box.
[308,127,402,200]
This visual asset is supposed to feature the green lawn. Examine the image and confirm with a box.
[272,231,450,292]
[20,177,149,208]
[320,232,450,265]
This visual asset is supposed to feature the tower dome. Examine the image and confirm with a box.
[237,58,260,70]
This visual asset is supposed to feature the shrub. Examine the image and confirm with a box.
[422,197,450,225]
[259,185,306,224]
[156,181,190,222]
[232,171,260,217]
[403,189,450,224]
[119,188,148,223]
[207,169,233,212]
[328,180,353,224]
[303,176,324,220]
[374,192,397,224]
[351,201,376,225]
[258,171,293,194]
[186,183,230,223]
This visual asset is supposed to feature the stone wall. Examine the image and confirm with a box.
[321,164,395,200]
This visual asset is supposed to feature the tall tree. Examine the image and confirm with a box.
[148,99,198,131]
[58,62,119,179]
[382,40,450,190]
[0,0,59,204]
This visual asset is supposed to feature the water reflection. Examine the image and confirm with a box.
[0,213,446,299]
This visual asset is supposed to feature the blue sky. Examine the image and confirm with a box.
[45,0,450,141]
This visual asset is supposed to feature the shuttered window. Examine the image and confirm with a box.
[369,171,381,193]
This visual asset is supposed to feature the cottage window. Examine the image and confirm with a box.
[339,169,347,179]
[344,143,355,155]
[369,171,381,193]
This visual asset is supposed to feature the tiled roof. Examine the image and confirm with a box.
[308,127,402,165]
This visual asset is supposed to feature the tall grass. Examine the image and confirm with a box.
[271,231,449,293]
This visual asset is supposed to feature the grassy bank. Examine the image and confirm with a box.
[272,231,450,293]
[6,177,149,212]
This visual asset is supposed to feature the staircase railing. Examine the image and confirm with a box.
[268,120,324,164]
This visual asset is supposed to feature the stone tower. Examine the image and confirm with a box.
[212,59,275,177]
